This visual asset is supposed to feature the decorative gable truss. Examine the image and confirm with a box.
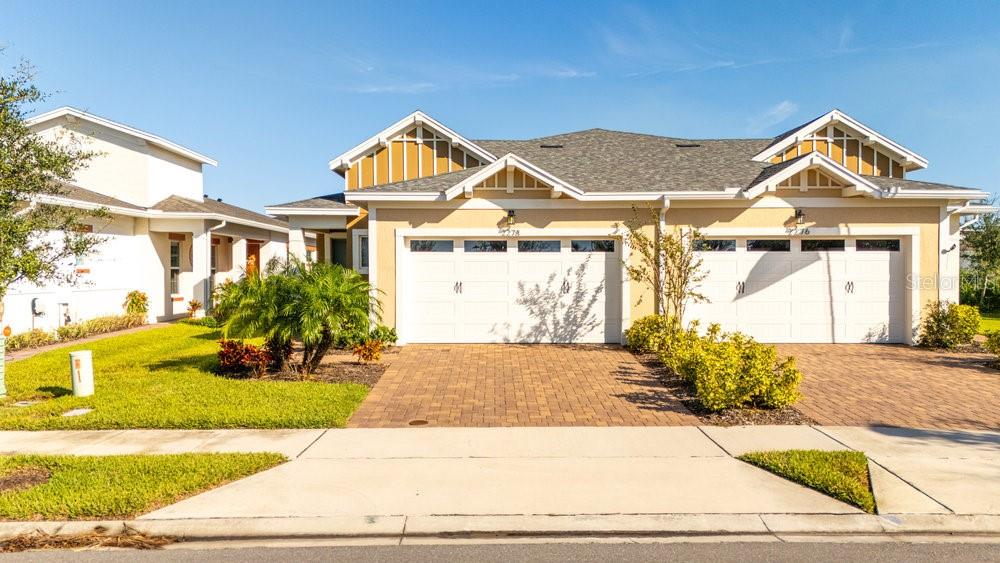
[753,110,928,178]
[329,111,498,190]
[744,152,883,199]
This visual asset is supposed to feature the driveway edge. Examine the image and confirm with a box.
[2,514,999,542]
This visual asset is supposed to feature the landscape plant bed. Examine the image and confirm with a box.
[260,347,398,387]
[738,449,877,513]
[0,453,284,521]
[635,353,815,425]
[0,324,369,429]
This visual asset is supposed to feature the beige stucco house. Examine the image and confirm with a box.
[4,107,299,334]
[267,110,993,346]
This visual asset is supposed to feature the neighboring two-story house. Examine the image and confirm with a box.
[268,110,993,345]
[3,107,296,333]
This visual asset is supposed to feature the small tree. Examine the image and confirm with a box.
[618,207,707,325]
[962,205,1000,308]
[0,56,101,395]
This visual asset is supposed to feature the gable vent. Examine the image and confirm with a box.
[675,143,701,148]
[539,144,564,149]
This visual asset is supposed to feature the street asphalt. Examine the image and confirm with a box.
[5,539,1000,562]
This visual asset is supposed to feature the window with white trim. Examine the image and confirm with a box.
[169,241,181,294]
[351,229,370,274]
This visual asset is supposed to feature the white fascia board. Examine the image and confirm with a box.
[886,189,991,200]
[751,109,928,169]
[264,206,361,216]
[663,189,745,200]
[327,110,498,171]
[445,153,587,200]
[344,191,446,202]
[744,152,882,199]
[26,106,218,166]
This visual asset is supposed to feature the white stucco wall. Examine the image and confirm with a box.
[30,116,205,207]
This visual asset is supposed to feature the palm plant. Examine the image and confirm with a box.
[219,258,377,374]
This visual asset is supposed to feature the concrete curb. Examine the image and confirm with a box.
[2,514,999,542]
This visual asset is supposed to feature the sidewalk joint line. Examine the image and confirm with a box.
[811,426,858,451]
[696,426,734,457]
[868,458,954,514]
[296,429,328,459]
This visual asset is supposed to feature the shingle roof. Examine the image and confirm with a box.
[362,166,485,193]
[151,195,287,227]
[268,192,354,209]
[474,129,773,193]
[55,184,145,210]
[866,175,985,194]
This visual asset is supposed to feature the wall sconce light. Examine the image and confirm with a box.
[506,210,516,226]
[795,208,806,225]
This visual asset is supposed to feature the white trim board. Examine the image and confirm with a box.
[751,109,929,170]
[27,106,217,166]
[328,110,497,172]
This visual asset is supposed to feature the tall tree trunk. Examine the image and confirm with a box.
[983,273,991,306]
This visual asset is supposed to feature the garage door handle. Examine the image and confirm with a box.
[845,281,855,294]
[458,281,463,294]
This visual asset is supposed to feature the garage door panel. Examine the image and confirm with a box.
[792,259,847,280]
[689,238,904,344]
[408,237,622,344]
[412,260,456,280]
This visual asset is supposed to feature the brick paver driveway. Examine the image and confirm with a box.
[349,344,698,427]
[778,344,999,431]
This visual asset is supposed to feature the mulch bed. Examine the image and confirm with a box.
[254,347,398,387]
[0,466,51,494]
[634,353,816,426]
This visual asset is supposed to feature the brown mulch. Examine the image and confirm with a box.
[0,529,173,553]
[248,347,398,387]
[634,353,816,426]
[0,467,51,494]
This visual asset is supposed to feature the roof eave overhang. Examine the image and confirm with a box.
[883,189,991,200]
[27,107,218,166]
[264,206,361,217]
[34,195,288,233]
[751,109,928,171]
[327,111,497,172]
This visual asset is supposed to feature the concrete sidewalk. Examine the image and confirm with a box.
[0,425,997,539]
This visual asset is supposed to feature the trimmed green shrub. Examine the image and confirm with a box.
[4,329,57,352]
[658,321,801,411]
[918,301,981,349]
[624,314,672,354]
[6,314,146,352]
[369,324,397,346]
[181,317,219,328]
[984,331,1000,361]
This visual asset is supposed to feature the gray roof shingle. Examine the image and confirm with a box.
[866,175,985,193]
[55,184,146,210]
[269,192,354,208]
[151,195,287,227]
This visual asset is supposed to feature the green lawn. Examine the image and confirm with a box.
[0,453,284,520]
[981,312,1000,334]
[0,324,368,430]
[738,450,876,513]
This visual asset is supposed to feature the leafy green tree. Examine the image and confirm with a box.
[618,207,707,324]
[962,204,1000,308]
[218,259,377,374]
[1,56,100,395]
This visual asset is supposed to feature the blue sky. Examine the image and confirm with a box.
[3,1,999,210]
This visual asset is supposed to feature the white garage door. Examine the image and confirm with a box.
[407,238,622,343]
[685,238,905,343]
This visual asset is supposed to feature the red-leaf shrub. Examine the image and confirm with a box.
[217,339,271,377]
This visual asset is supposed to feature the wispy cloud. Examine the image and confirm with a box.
[837,18,855,52]
[747,101,799,134]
